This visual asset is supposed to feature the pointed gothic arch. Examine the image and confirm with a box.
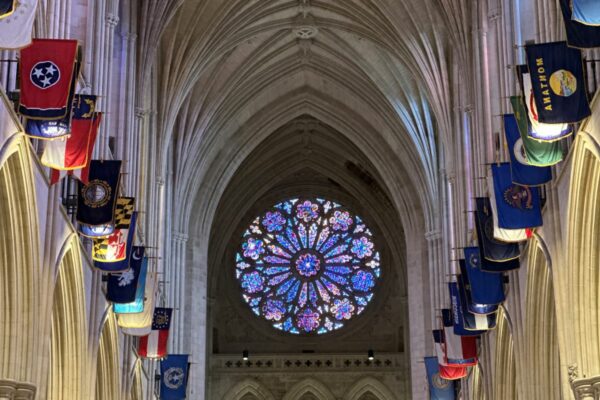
[95,310,122,399]
[492,308,517,399]
[343,377,396,400]
[222,379,276,400]
[282,378,336,400]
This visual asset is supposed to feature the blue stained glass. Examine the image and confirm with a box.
[236,197,381,335]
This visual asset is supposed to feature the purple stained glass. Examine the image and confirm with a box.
[235,197,381,334]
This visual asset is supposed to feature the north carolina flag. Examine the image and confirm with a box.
[41,95,98,170]
[0,0,37,49]
[139,308,173,359]
[50,112,102,185]
[19,39,78,119]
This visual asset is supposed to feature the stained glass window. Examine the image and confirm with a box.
[235,198,381,334]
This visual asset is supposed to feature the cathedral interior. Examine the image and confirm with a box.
[1,0,600,399]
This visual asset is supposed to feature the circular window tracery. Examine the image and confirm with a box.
[235,198,381,334]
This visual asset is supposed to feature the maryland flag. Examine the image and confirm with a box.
[93,197,135,262]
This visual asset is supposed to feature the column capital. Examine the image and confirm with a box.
[173,231,189,241]
[425,230,441,241]
[0,380,17,399]
[106,13,120,27]
[14,383,36,400]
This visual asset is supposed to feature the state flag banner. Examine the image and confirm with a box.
[510,95,564,167]
[19,39,79,119]
[424,356,457,399]
[463,247,505,305]
[458,261,499,315]
[433,329,447,366]
[51,112,102,185]
[487,167,528,243]
[0,1,15,18]
[79,222,114,238]
[107,247,145,304]
[449,282,485,336]
[118,271,157,333]
[41,95,98,169]
[441,309,478,367]
[139,308,173,359]
[525,41,590,124]
[76,160,121,226]
[457,273,498,329]
[492,163,543,230]
[114,257,148,314]
[93,197,135,262]
[520,68,572,141]
[474,197,521,263]
[504,114,552,186]
[94,212,137,272]
[0,0,37,49]
[560,0,600,47]
[572,0,600,26]
[160,355,190,400]
[439,364,467,382]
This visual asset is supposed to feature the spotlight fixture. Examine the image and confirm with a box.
[368,349,374,361]
[242,350,249,361]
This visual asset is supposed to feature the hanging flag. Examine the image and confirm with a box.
[50,112,102,185]
[433,329,447,366]
[492,163,543,229]
[572,0,600,25]
[487,168,528,243]
[510,95,564,166]
[441,309,478,367]
[139,308,173,359]
[463,247,505,305]
[79,222,114,238]
[458,261,499,315]
[474,197,521,262]
[40,95,97,168]
[114,256,148,313]
[457,274,498,330]
[119,271,157,334]
[559,0,600,47]
[0,1,15,18]
[94,212,137,273]
[425,356,456,399]
[19,39,79,119]
[76,160,121,226]
[0,0,37,49]
[504,114,552,186]
[93,197,135,262]
[449,282,485,336]
[160,354,190,400]
[107,247,145,303]
[525,41,590,124]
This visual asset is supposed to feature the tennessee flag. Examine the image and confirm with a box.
[139,308,173,359]
[19,39,78,119]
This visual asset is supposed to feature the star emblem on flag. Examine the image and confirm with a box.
[30,61,61,89]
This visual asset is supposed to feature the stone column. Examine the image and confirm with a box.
[170,231,189,353]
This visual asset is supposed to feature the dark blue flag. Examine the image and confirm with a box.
[76,160,121,225]
[572,0,600,26]
[525,41,590,123]
[160,354,190,400]
[559,0,600,48]
[492,163,543,229]
[425,356,455,400]
[504,114,552,186]
[459,260,500,315]
[449,282,485,336]
[463,247,506,305]
[79,222,114,238]
[114,256,148,314]
[94,212,137,272]
[474,197,520,263]
[457,275,498,330]
[106,246,145,303]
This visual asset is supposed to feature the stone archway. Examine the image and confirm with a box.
[344,377,397,400]
[222,379,276,400]
[282,378,336,400]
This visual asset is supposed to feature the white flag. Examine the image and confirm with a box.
[0,0,38,49]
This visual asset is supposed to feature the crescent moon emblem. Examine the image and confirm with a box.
[132,250,142,260]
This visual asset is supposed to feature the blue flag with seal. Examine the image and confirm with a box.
[94,212,137,272]
[572,0,600,25]
[425,356,455,400]
[525,41,590,124]
[459,260,500,315]
[76,160,121,226]
[160,354,190,400]
[474,197,520,263]
[463,247,506,305]
[457,274,498,330]
[79,222,114,238]
[449,282,485,336]
[560,0,600,47]
[492,163,543,229]
[114,256,148,314]
[504,114,552,186]
[107,246,144,303]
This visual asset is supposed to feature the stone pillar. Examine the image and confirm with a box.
[170,231,189,353]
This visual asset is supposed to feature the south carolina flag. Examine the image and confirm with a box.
[139,308,173,359]
[19,39,79,119]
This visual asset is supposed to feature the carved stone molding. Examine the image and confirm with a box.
[568,365,600,400]
[0,380,36,400]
